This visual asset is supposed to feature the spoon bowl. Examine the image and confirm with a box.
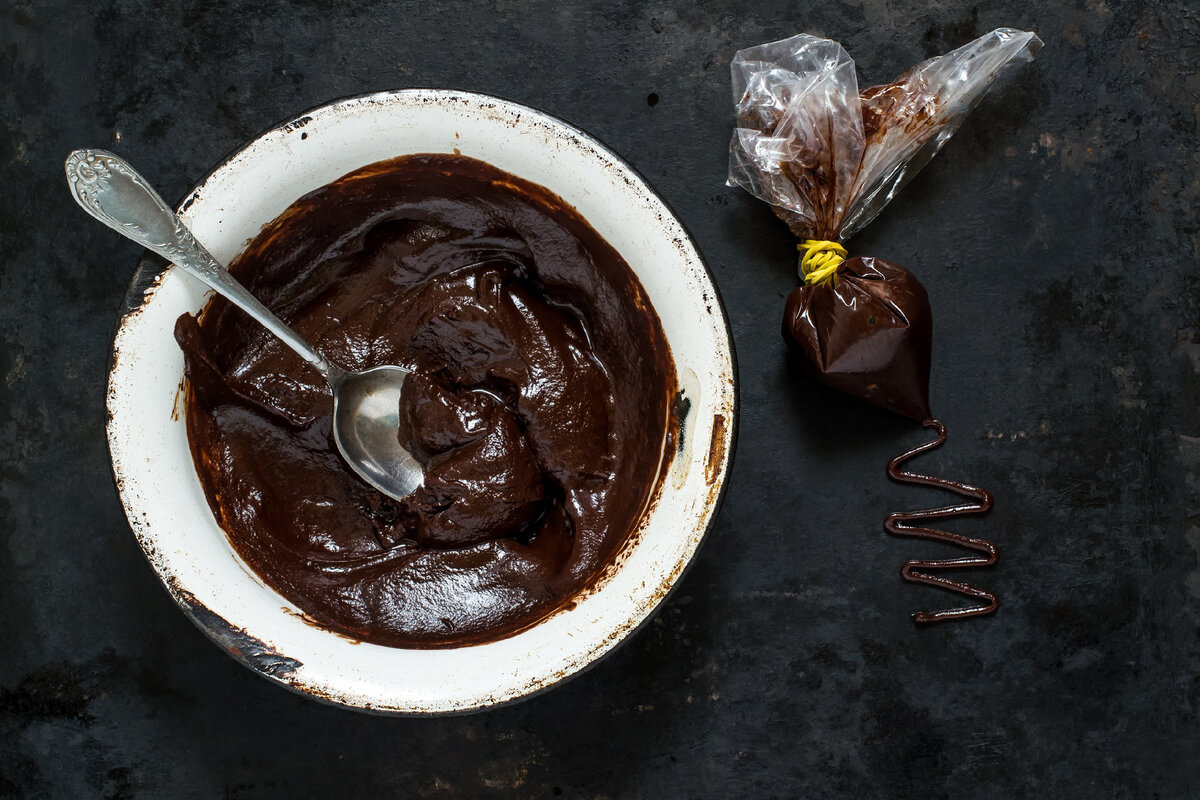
[332,365,423,499]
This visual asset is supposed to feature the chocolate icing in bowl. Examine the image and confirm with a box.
[175,153,678,648]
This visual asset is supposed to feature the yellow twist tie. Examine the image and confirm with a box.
[797,239,847,286]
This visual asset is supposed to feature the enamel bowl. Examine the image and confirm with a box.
[107,89,736,714]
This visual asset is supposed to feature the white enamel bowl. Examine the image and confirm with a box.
[107,89,736,714]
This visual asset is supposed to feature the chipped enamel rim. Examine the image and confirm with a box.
[106,89,737,714]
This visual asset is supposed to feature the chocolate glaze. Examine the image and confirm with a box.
[175,154,676,648]
[885,420,998,622]
[782,256,932,422]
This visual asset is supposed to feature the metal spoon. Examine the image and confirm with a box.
[66,149,424,500]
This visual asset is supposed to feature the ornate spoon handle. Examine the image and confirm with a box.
[65,149,342,382]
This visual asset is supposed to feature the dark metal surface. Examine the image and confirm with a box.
[2,0,1197,796]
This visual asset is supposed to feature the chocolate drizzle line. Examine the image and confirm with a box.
[885,419,998,623]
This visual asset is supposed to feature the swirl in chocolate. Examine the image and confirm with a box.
[885,420,998,622]
[175,154,677,648]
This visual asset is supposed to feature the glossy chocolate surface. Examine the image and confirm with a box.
[782,255,932,422]
[175,154,677,648]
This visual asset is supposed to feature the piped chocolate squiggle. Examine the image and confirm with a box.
[885,419,997,622]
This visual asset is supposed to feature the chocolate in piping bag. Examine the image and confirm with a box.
[783,256,932,421]
[728,28,1041,418]
[728,28,1041,622]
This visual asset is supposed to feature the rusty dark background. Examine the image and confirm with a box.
[2,0,1198,797]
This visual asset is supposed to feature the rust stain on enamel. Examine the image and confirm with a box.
[705,414,728,486]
